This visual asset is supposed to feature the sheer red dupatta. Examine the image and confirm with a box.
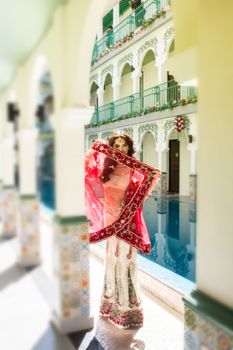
[85,140,161,254]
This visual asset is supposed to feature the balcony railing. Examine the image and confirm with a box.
[88,81,197,127]
[92,0,170,65]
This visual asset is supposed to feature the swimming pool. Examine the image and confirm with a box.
[142,196,196,282]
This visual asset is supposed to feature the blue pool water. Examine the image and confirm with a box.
[142,196,196,282]
[38,177,55,210]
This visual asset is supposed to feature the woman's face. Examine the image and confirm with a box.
[113,137,129,155]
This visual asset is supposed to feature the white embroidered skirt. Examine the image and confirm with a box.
[100,236,143,329]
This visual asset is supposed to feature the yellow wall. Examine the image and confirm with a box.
[197,0,233,308]
[171,0,198,54]
[5,0,110,128]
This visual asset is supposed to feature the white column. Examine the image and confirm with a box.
[113,79,120,101]
[2,123,15,186]
[97,85,104,107]
[132,69,141,94]
[17,128,40,266]
[52,106,94,333]
[157,148,168,195]
[189,146,197,175]
[1,122,17,237]
[18,128,38,195]
[113,2,120,27]
[158,148,168,172]
[55,107,93,216]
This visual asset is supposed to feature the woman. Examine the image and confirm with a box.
[85,131,161,329]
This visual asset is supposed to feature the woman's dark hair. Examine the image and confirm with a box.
[100,132,135,183]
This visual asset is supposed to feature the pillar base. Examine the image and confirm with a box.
[18,195,40,267]
[189,174,197,202]
[183,289,233,350]
[1,185,17,237]
[17,256,41,267]
[51,310,94,334]
[52,215,93,334]
[157,172,168,195]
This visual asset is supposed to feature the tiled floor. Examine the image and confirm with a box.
[0,219,184,350]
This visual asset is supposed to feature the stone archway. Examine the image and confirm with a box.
[141,131,157,167]
[119,62,133,99]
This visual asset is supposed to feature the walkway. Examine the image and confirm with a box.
[0,217,184,350]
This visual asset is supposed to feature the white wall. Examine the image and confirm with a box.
[142,132,157,167]
[104,83,113,104]
[120,72,133,98]
[142,60,157,90]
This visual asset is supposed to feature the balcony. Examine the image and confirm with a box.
[86,81,197,128]
[91,0,171,66]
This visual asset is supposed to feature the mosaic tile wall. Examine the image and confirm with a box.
[184,306,233,350]
[2,187,17,236]
[53,220,90,320]
[19,197,40,259]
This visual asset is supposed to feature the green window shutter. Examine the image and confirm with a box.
[120,0,130,15]
[103,9,113,32]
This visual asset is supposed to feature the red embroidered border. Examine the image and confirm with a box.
[89,141,161,254]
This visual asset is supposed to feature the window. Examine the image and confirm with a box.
[103,10,113,32]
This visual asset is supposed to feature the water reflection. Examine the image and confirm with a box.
[142,197,196,282]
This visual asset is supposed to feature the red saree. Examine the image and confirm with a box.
[85,140,161,254]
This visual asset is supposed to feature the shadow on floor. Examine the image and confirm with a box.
[32,325,75,350]
[0,263,28,291]
[69,317,145,350]
[0,235,15,244]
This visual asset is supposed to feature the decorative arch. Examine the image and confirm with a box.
[138,122,158,149]
[163,116,191,148]
[88,133,98,148]
[139,48,157,72]
[89,73,98,86]
[89,80,98,107]
[121,127,134,137]
[5,89,20,130]
[90,80,98,91]
[101,130,113,140]
[163,26,175,59]
[101,64,114,86]
[137,37,158,69]
[117,53,133,77]
[163,119,176,145]
[27,55,55,128]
